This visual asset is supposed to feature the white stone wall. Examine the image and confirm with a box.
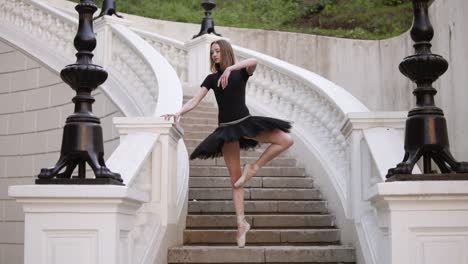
[46,0,468,161]
[429,0,468,164]
[121,0,468,162]
[0,39,122,264]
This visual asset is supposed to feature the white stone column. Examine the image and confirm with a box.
[8,185,147,264]
[342,111,408,219]
[370,181,468,264]
[94,16,131,68]
[113,117,184,226]
[112,117,188,263]
[185,34,226,98]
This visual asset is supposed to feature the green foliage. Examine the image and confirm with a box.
[70,0,412,40]
[381,0,406,6]
[303,0,337,15]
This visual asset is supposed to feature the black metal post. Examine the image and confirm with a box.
[36,0,123,185]
[193,0,221,39]
[386,0,468,181]
[96,0,123,19]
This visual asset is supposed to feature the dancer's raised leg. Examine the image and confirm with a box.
[222,141,251,247]
[235,129,294,188]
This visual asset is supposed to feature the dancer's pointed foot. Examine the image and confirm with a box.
[236,216,251,248]
[234,164,259,188]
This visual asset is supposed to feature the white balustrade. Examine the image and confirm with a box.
[112,117,188,264]
[0,0,182,118]
[134,29,189,87]
[233,45,368,207]
[2,1,187,264]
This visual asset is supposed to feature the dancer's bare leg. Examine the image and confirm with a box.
[222,141,244,216]
[254,129,294,168]
[235,129,294,187]
[222,141,250,247]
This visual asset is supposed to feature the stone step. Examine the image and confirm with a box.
[182,96,216,106]
[183,111,218,119]
[185,138,280,147]
[189,177,313,188]
[185,139,273,149]
[187,105,218,113]
[186,146,293,158]
[168,245,356,263]
[189,188,321,201]
[189,166,306,177]
[190,157,297,167]
[184,139,211,148]
[183,229,340,245]
[183,100,218,111]
[181,117,218,126]
[188,200,328,214]
[217,157,296,167]
[183,131,213,139]
[180,124,218,133]
[186,214,335,228]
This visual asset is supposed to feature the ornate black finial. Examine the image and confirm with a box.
[386,0,468,181]
[193,0,222,39]
[36,0,123,185]
[95,0,123,19]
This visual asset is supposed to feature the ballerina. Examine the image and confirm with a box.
[162,39,293,247]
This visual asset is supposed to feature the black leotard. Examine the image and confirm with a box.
[200,68,252,124]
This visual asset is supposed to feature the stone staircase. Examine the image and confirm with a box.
[167,97,355,263]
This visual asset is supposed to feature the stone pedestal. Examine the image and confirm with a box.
[8,185,147,264]
[370,181,468,264]
[185,34,226,98]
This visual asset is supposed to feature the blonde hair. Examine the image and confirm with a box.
[210,39,236,73]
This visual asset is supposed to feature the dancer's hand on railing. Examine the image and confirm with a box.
[161,112,181,123]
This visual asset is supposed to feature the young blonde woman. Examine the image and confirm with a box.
[162,39,293,247]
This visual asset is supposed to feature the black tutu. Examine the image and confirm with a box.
[189,116,292,160]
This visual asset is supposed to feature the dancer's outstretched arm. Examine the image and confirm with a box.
[218,58,257,89]
[161,86,209,122]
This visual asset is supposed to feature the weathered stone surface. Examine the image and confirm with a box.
[168,246,265,263]
[184,229,340,244]
[186,214,335,228]
[189,166,306,177]
[261,177,314,188]
[189,177,262,188]
[264,245,356,263]
[216,157,297,167]
[189,188,321,201]
[251,214,334,228]
[189,176,313,188]
[188,200,328,213]
[168,245,355,263]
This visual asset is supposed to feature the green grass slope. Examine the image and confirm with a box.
[76,0,413,40]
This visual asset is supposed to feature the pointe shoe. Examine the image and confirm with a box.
[236,219,251,248]
[234,164,258,188]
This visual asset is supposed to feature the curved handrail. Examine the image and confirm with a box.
[1,2,188,264]
[110,117,188,264]
[233,44,369,205]
[0,0,182,118]
[109,24,183,116]
[0,0,139,116]
[234,45,369,114]
[134,28,189,87]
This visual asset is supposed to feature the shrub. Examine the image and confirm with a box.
[382,0,406,6]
